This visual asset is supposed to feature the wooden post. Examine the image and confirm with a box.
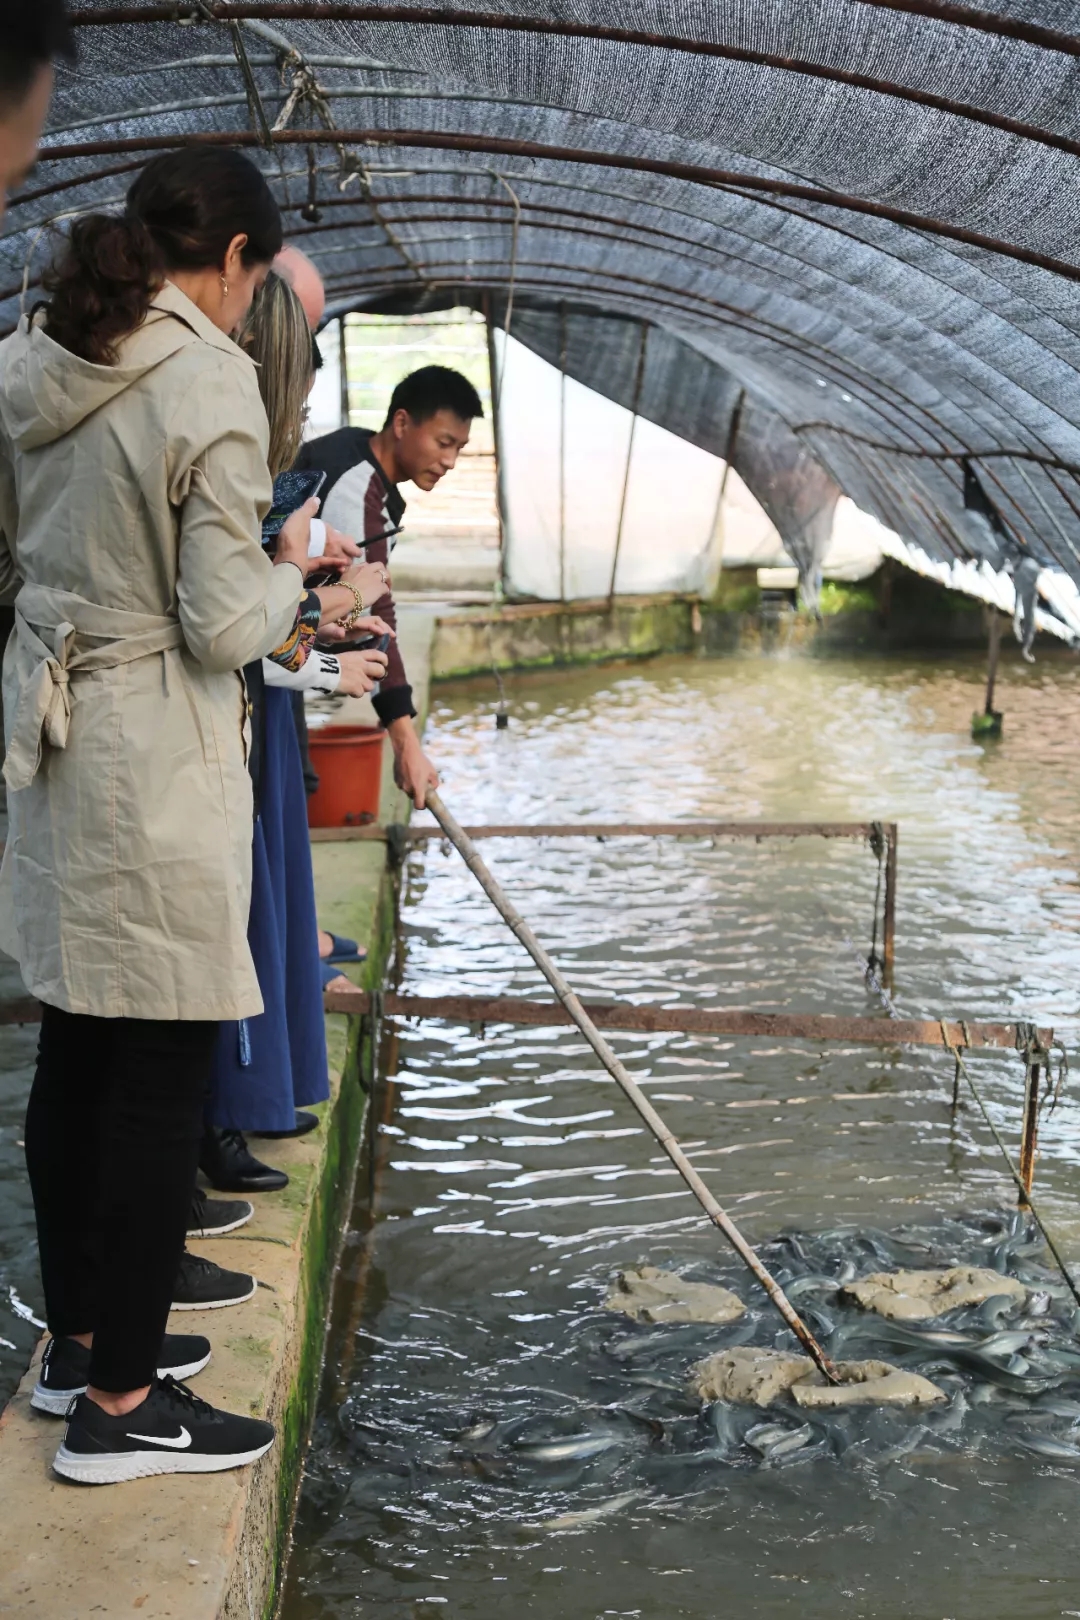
[702,388,744,600]
[882,822,898,989]
[1018,1054,1041,1205]
[484,291,511,596]
[338,314,349,427]
[606,322,649,611]
[558,303,568,604]
[972,608,1004,738]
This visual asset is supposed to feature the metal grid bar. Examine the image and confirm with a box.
[322,989,1048,1051]
[309,818,891,841]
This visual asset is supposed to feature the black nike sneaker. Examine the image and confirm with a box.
[54,1377,275,1484]
[31,1334,212,1416]
[188,1187,254,1239]
[172,1251,256,1310]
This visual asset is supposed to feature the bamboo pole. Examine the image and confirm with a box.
[606,322,649,611]
[424,788,839,1381]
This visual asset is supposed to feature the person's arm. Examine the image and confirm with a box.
[0,431,20,605]
[321,461,438,806]
[168,356,303,672]
[359,532,439,806]
[263,648,342,693]
[384,712,440,809]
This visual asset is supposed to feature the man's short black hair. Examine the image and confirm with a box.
[384,364,484,428]
[0,0,74,114]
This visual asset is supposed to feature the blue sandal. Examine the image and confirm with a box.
[322,932,367,965]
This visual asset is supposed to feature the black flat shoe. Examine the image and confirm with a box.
[199,1126,288,1194]
[188,1186,254,1237]
[250,1110,321,1141]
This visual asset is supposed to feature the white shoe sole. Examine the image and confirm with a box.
[170,1277,257,1311]
[53,1435,273,1484]
[187,1207,254,1239]
[31,1350,214,1416]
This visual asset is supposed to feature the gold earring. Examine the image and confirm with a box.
[219,273,229,297]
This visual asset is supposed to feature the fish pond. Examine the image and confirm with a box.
[282,651,1080,1619]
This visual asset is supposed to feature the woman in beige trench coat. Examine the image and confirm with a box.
[0,147,329,1483]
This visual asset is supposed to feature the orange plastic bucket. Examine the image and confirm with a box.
[306,724,384,829]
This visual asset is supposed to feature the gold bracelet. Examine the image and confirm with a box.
[342,581,365,628]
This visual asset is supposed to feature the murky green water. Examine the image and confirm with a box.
[281,651,1080,1620]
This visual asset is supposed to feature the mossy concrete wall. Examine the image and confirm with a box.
[0,607,436,1620]
[432,594,697,678]
[430,567,1040,681]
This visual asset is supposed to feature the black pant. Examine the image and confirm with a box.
[25,1006,218,1392]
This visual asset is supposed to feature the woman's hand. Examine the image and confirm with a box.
[315,614,394,645]
[274,496,321,571]
[342,559,391,608]
[349,615,394,641]
[323,525,363,566]
[335,648,389,697]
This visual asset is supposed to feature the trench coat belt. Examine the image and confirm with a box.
[4,583,187,792]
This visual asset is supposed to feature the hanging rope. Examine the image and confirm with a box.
[938,1019,1080,1308]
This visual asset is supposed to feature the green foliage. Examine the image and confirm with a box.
[343,308,492,433]
[817,580,879,615]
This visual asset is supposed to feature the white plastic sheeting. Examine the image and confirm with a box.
[497,334,877,600]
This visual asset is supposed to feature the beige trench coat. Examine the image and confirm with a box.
[0,281,303,1020]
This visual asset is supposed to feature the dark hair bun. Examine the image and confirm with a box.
[43,146,283,366]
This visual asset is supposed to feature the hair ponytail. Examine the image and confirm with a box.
[41,146,283,367]
[42,214,164,366]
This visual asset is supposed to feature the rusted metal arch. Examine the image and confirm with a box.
[273,186,1080,425]
[2,177,1065,497]
[291,185,1080,477]
[318,250,978,455]
[317,233,1010,469]
[310,173,1080,446]
[90,51,423,79]
[13,148,1079,391]
[32,128,1080,286]
[43,84,516,138]
[793,424,1080,478]
[833,439,976,563]
[854,0,1080,55]
[322,251,999,461]
[319,267,1060,558]
[16,146,1080,464]
[321,261,1018,503]
[2,125,1023,463]
[0,185,986,453]
[66,4,1080,156]
[4,151,1060,351]
[286,203,834,294]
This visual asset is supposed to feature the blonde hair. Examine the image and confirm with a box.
[238,270,313,477]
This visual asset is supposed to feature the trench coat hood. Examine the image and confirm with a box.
[0,283,241,452]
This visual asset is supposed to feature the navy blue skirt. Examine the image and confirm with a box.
[207,685,330,1132]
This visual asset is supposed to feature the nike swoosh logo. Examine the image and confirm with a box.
[126,1426,192,1450]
